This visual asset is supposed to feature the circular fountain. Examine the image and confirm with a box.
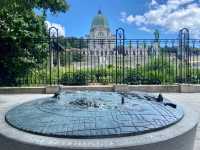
[5,91,184,138]
[0,91,199,150]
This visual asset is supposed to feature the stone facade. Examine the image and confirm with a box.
[83,10,160,58]
[86,10,115,56]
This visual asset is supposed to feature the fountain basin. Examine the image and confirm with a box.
[0,91,198,150]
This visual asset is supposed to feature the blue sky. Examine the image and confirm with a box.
[45,0,200,39]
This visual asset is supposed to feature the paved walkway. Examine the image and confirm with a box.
[162,93,200,150]
[0,93,199,150]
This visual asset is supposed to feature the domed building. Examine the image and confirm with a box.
[86,10,115,55]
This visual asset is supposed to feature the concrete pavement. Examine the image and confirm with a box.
[0,93,199,150]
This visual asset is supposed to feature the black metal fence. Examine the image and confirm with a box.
[2,28,200,86]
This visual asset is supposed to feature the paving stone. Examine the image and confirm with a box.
[0,93,199,150]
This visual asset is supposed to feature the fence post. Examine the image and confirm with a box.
[57,37,60,84]
[49,27,59,85]
[178,28,190,83]
[116,28,125,84]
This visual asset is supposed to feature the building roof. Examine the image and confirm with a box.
[91,10,109,30]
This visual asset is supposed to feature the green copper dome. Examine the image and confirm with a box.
[91,10,109,30]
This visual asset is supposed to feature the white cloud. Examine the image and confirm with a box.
[126,15,135,24]
[151,0,157,5]
[167,0,194,6]
[121,0,200,38]
[139,26,152,33]
[120,12,127,23]
[45,21,65,37]
[150,0,158,7]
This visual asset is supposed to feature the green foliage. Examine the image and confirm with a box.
[25,61,200,86]
[0,0,69,14]
[59,37,88,49]
[124,57,176,85]
[61,71,88,85]
[143,57,175,83]
[124,69,142,84]
[0,0,69,86]
[92,68,108,82]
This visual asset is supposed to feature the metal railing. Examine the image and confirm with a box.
[1,28,200,86]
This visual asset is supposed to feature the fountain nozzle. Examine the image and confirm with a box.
[121,97,125,104]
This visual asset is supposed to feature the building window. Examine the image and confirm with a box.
[101,51,103,56]
[100,40,104,49]
[93,40,96,49]
[90,51,94,55]
[98,32,104,37]
[105,51,107,56]
[96,51,99,55]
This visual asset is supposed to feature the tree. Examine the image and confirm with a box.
[0,0,69,14]
[0,0,69,86]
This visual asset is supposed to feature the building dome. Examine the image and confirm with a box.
[91,10,109,30]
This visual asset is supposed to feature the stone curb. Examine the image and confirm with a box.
[1,84,200,94]
[0,87,46,94]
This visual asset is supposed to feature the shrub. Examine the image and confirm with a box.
[61,71,88,85]
[124,69,142,85]
[92,68,108,82]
